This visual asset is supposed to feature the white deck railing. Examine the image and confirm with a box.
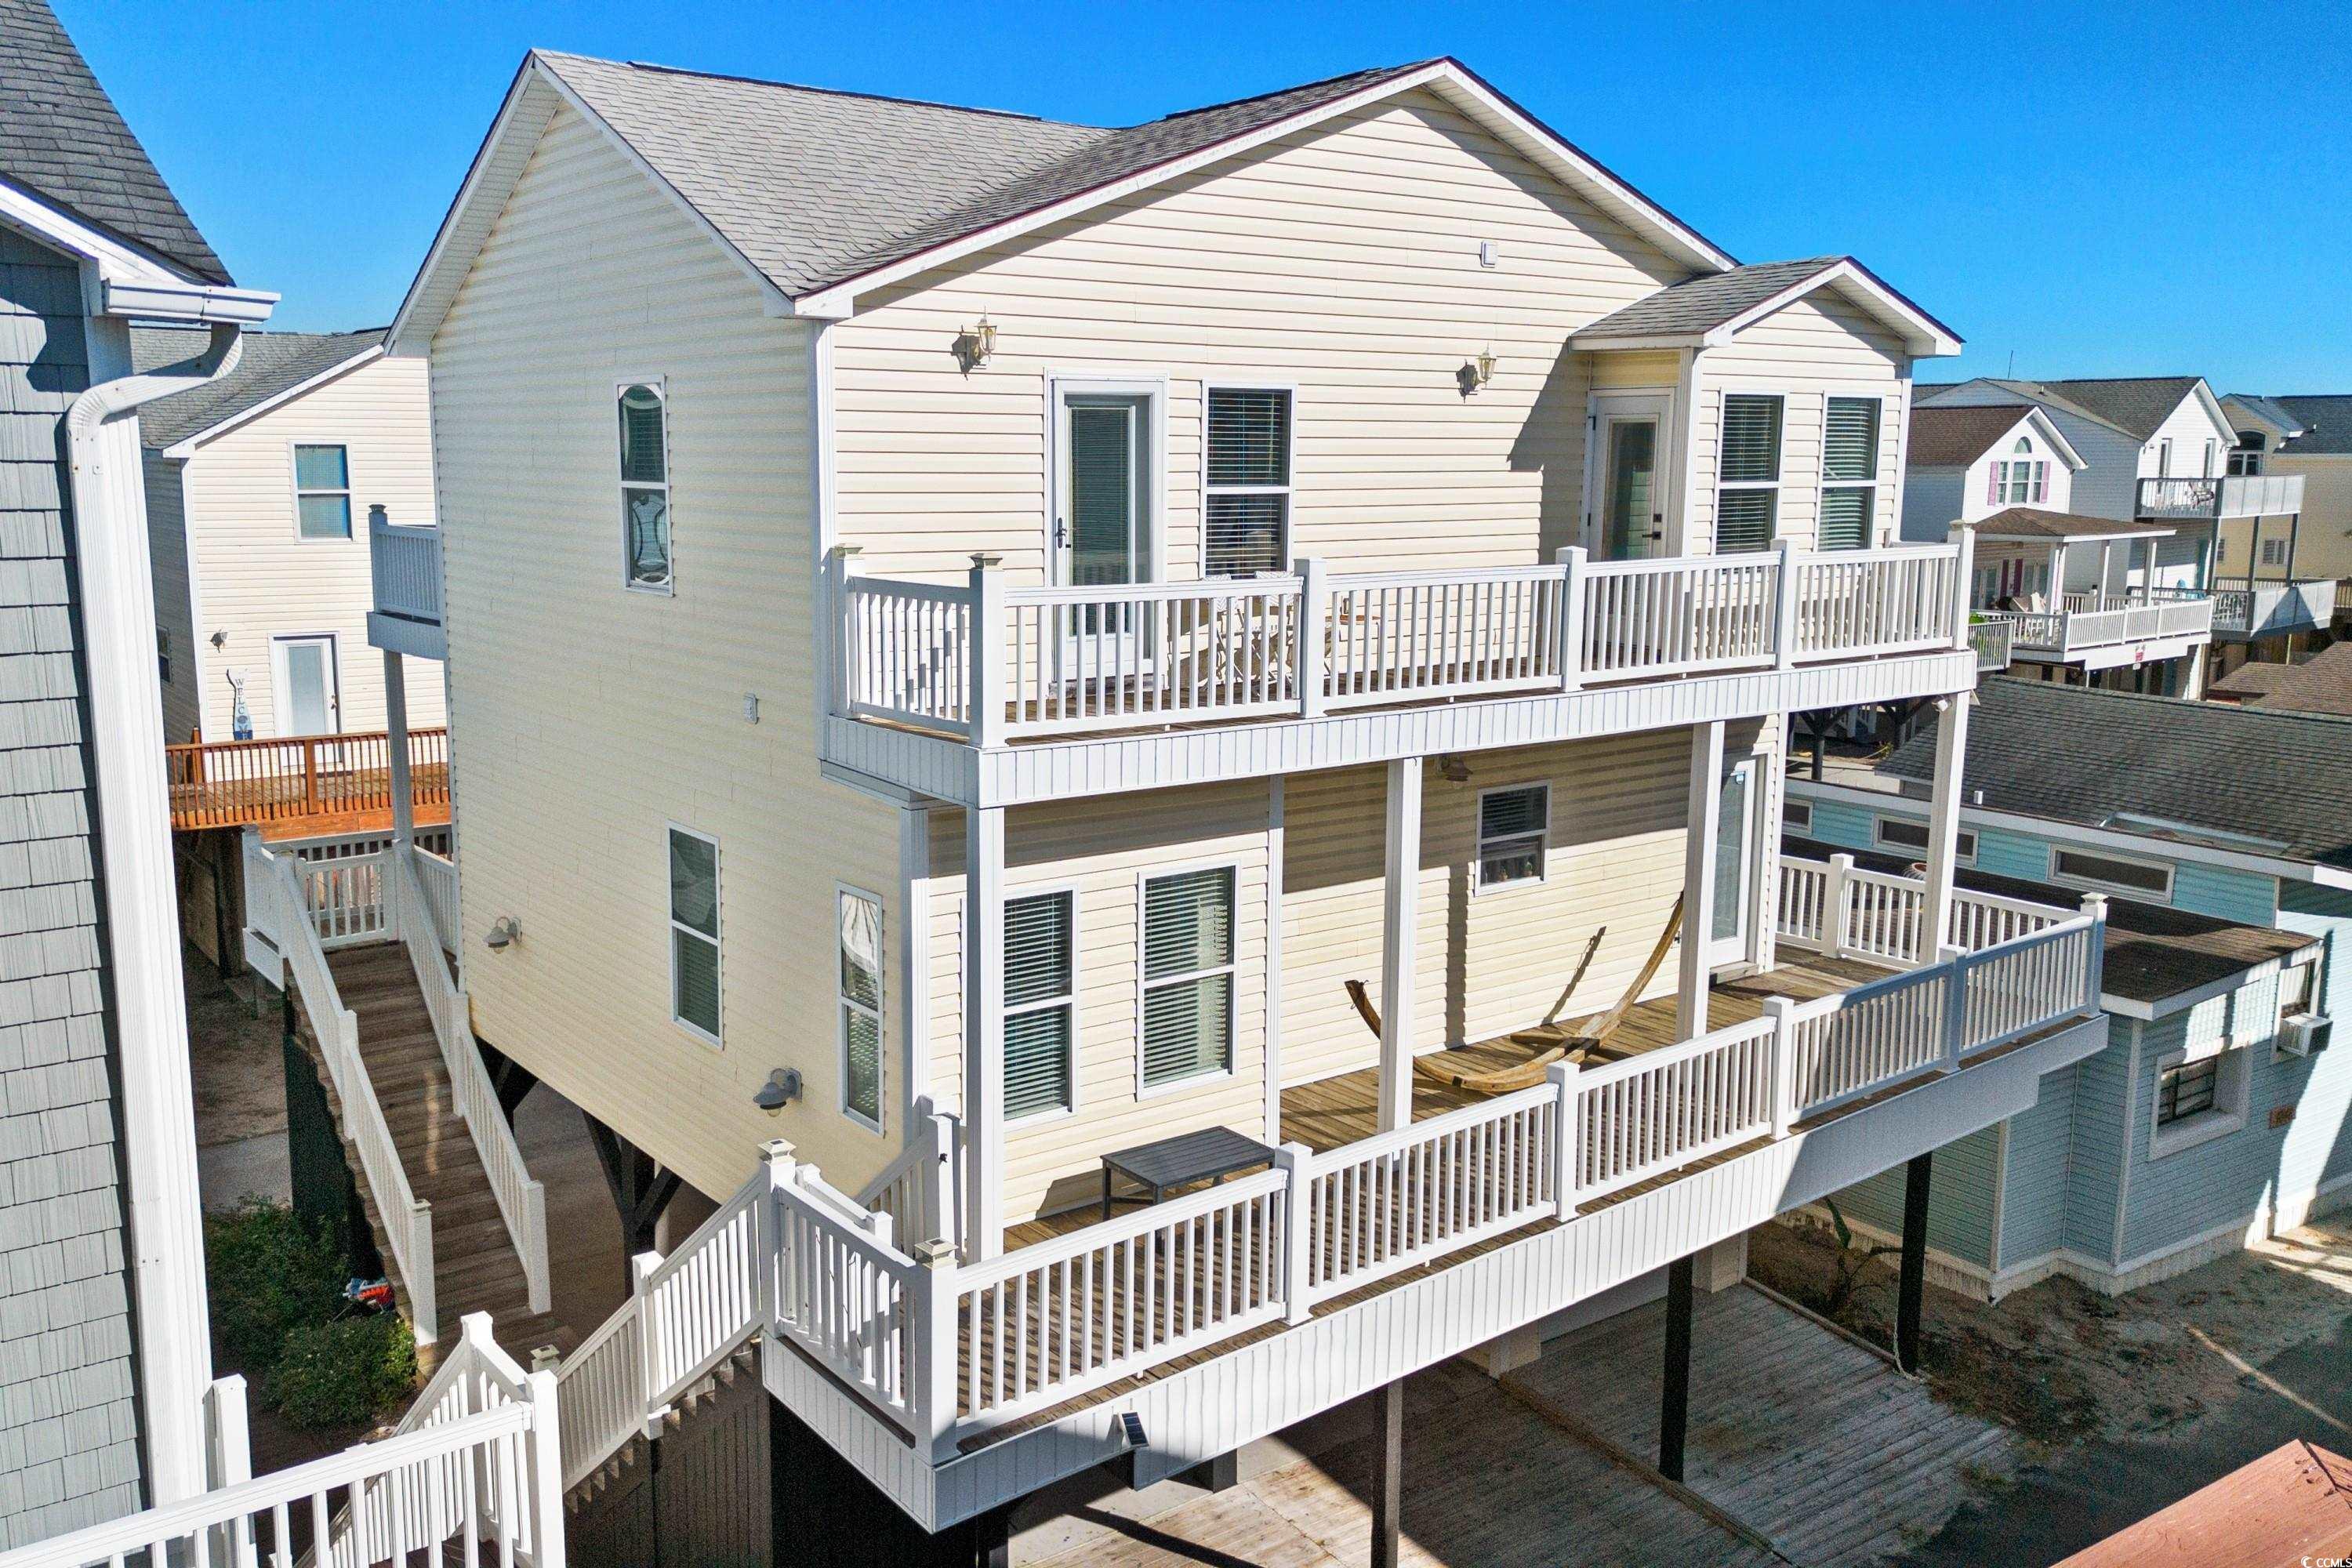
[249,840,437,1345]
[855,1099,962,1257]
[2136,473,2304,520]
[411,842,460,953]
[836,538,1969,743]
[386,845,550,1316]
[1776,851,2082,970]
[1980,592,2214,659]
[2161,579,2336,637]
[370,511,444,626]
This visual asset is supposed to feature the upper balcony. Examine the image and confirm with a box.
[368,510,446,661]
[2190,579,2338,641]
[829,542,1975,805]
[1979,589,2215,670]
[2136,473,2306,521]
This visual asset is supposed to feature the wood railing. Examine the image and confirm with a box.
[165,727,449,831]
[835,538,1971,743]
[372,511,445,625]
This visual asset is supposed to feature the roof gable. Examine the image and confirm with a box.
[395,53,1738,349]
[132,327,384,452]
[1906,404,2082,470]
[1570,255,1960,357]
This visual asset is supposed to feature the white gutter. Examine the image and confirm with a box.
[65,320,248,1509]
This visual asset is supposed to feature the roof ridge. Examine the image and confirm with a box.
[1154,59,1437,122]
[538,49,1091,128]
[1987,673,2352,728]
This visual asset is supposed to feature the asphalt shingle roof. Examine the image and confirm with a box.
[2024,378,2209,442]
[1882,677,2352,869]
[535,53,1441,300]
[1569,257,1840,340]
[2207,659,2302,701]
[130,327,382,450]
[1907,404,2038,468]
[0,0,228,283]
[2215,643,2352,718]
[1972,506,2171,541]
[2274,394,2352,456]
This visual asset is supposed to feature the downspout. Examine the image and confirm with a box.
[65,321,245,1508]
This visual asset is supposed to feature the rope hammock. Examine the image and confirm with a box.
[1343,895,1684,1095]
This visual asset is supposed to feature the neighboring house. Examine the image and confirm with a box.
[350,51,2108,1560]
[2222,393,2352,622]
[1919,377,2325,674]
[1788,677,2352,1299]
[1900,402,2209,690]
[135,328,446,744]
[0,0,275,1548]
[2208,640,2352,716]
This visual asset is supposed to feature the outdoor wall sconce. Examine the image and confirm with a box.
[753,1067,804,1113]
[1438,754,1473,783]
[953,316,998,371]
[1457,347,1495,395]
[485,915,521,950]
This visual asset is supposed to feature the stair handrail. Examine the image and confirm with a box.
[854,1098,964,1254]
[385,844,552,1313]
[260,841,438,1345]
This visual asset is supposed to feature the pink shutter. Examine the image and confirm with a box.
[1987,463,2001,504]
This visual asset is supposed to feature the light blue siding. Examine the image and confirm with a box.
[1826,1123,2002,1269]
[1802,797,1876,854]
[2167,858,2276,925]
[1996,1068,2075,1266]
[2060,1030,2132,1264]
[2274,885,2352,1192]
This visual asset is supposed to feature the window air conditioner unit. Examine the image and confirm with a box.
[2278,1012,2333,1058]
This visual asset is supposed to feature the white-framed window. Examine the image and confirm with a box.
[2229,431,2267,477]
[2278,957,2318,1028]
[1715,393,1782,553]
[2149,1044,2249,1158]
[2051,845,2173,902]
[2201,439,2217,478]
[1783,798,1813,833]
[1004,890,1076,1120]
[1874,815,1976,862]
[293,444,352,539]
[668,826,721,1046]
[1989,440,2048,506]
[619,380,672,591]
[1476,784,1549,891]
[1203,386,1292,575]
[2261,537,2288,568]
[2157,438,2173,477]
[1138,866,1236,1093]
[838,887,884,1132]
[1817,396,1879,551]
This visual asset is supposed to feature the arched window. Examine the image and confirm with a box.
[2012,437,2033,453]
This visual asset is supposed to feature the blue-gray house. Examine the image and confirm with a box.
[1788,677,2352,1298]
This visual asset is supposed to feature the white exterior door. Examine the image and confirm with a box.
[272,633,340,737]
[1587,394,1671,560]
[1051,386,1156,666]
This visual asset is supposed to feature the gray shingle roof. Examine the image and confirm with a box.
[1971,506,2171,541]
[1882,677,2352,869]
[1915,379,2142,441]
[0,0,228,284]
[2223,393,2305,437]
[1907,403,2037,468]
[536,53,1441,300]
[1569,257,1840,341]
[2217,642,2352,717]
[2024,378,2209,442]
[129,327,382,451]
[2274,394,2352,456]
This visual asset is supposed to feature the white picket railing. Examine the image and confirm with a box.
[855,1100,962,1256]
[1569,1015,1778,1202]
[2136,472,2304,520]
[412,842,460,953]
[1782,964,1955,1119]
[253,842,437,1345]
[1986,592,2215,656]
[386,845,550,1317]
[297,846,390,949]
[370,511,444,626]
[832,538,1968,743]
[1776,852,2080,970]
[1959,917,2103,1055]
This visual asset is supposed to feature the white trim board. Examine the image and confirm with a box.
[157,343,386,459]
[1571,256,1962,359]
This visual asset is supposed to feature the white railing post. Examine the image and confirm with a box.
[204,1375,255,1568]
[1949,524,1976,652]
[524,1366,568,1567]
[1824,853,1854,958]
[1545,1059,1579,1219]
[1938,943,1969,1071]
[1763,996,1797,1139]
[1276,1141,1313,1325]
[1772,538,1801,669]
[630,1249,665,1437]
[760,1137,797,1323]
[1555,546,1587,691]
[1297,556,1329,718]
[408,1200,436,1348]
[2079,894,2108,1011]
[968,554,1004,748]
[912,1238,960,1459]
[826,543,862,718]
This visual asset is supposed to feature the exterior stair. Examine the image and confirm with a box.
[565,1338,762,1510]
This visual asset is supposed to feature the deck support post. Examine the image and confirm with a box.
[1677,722,1725,1040]
[1370,1376,1404,1568]
[1949,523,1976,652]
[1660,1253,1693,1482]
[383,650,412,848]
[2183,640,2209,700]
[965,803,1007,1258]
[1920,692,1969,954]
[585,1115,682,1287]
[1897,1151,1932,1375]
[1377,757,1421,1131]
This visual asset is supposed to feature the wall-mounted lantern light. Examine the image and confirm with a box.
[485,915,521,950]
[1457,347,1495,396]
[953,316,998,371]
[753,1067,804,1113]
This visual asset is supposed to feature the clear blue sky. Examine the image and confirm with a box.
[60,0,2351,391]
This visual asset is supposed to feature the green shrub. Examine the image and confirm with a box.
[265,1315,418,1428]
[205,1200,344,1375]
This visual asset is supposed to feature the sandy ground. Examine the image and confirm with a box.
[184,943,287,1148]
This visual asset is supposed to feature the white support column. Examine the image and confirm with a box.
[1677,722,1726,1040]
[1377,757,1422,1131]
[2099,539,2117,604]
[383,650,412,848]
[1264,776,1286,1145]
[1921,692,1972,954]
[2049,541,2068,605]
[897,804,933,1138]
[964,804,1006,1258]
[1949,524,1976,651]
[2183,640,2209,700]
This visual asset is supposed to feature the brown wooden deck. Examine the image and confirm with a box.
[167,728,449,833]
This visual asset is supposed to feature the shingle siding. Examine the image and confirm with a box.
[0,223,143,1548]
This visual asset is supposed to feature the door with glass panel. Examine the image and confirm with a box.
[1052,389,1153,683]
[1588,394,1670,561]
[271,634,339,738]
[1708,756,1758,966]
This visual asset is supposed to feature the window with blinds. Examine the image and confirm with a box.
[1140,867,1236,1089]
[1818,397,1878,550]
[1004,891,1076,1119]
[1204,387,1291,575]
[669,827,720,1044]
[1476,785,1548,890]
[1715,394,1783,552]
[619,382,671,590]
[838,889,884,1131]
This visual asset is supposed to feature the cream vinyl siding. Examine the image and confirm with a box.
[829,88,1692,583]
[426,102,904,1202]
[1279,726,1753,1090]
[173,353,447,739]
[2218,453,2351,582]
[1591,350,1680,390]
[1690,290,1911,553]
[142,449,200,743]
[924,782,1272,1221]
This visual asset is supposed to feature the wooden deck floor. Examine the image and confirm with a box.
[1512,1283,2022,1566]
